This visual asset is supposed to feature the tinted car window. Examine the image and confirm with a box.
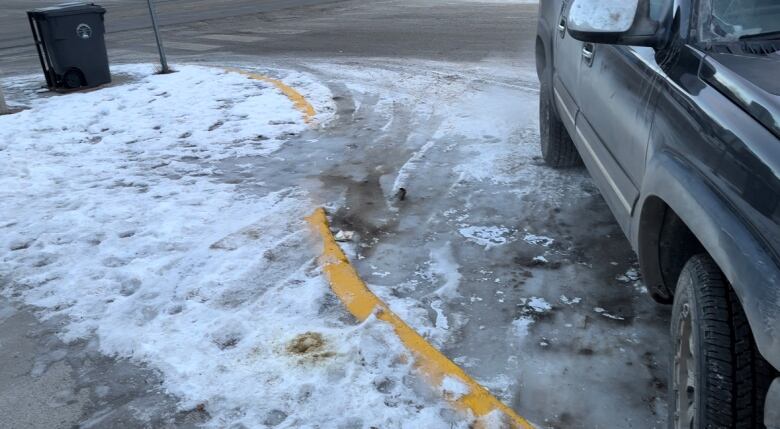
[699,0,780,41]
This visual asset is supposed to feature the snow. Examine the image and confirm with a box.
[458,225,511,248]
[526,297,552,313]
[429,243,462,299]
[391,140,436,203]
[334,229,356,242]
[431,299,450,330]
[384,294,455,348]
[594,307,625,321]
[616,267,640,283]
[0,64,465,428]
[616,267,648,294]
[560,295,582,305]
[569,0,638,33]
[511,296,554,337]
[511,316,535,337]
[523,233,554,247]
[440,376,470,400]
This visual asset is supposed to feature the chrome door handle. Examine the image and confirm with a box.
[582,43,595,65]
[558,17,566,37]
[582,45,594,59]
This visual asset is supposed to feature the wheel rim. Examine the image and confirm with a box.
[674,302,696,429]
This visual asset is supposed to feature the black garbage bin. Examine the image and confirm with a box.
[28,3,111,90]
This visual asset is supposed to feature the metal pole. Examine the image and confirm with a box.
[146,0,169,73]
[0,84,9,115]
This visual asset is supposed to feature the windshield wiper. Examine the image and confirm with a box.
[740,30,780,41]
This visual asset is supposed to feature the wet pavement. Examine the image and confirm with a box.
[0,0,671,427]
[0,297,207,428]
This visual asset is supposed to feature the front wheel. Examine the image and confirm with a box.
[669,254,774,428]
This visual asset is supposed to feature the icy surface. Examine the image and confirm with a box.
[0,65,465,428]
[299,58,670,428]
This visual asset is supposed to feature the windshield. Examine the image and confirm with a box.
[698,0,780,42]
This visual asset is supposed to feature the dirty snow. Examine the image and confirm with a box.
[458,225,511,248]
[0,65,466,428]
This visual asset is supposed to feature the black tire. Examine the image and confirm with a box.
[539,73,581,168]
[669,254,775,428]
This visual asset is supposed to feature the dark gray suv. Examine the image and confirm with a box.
[536,0,780,427]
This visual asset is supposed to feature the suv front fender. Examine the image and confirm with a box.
[633,148,780,371]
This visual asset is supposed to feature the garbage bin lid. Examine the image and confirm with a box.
[28,2,106,18]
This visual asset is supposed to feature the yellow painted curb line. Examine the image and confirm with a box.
[306,207,533,429]
[225,67,316,123]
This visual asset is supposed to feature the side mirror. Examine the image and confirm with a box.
[567,0,667,47]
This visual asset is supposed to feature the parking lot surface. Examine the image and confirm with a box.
[0,0,670,427]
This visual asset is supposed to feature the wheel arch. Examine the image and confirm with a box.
[535,14,552,82]
[636,194,704,304]
[632,149,780,370]
[535,35,547,80]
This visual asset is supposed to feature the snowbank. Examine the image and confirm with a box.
[0,65,464,428]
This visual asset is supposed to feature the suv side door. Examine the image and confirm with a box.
[575,45,660,233]
[552,0,583,132]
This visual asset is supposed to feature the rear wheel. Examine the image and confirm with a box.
[539,73,581,168]
[670,254,774,428]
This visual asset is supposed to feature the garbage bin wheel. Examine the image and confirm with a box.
[63,69,85,89]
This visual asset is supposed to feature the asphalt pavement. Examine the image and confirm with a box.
[1,0,536,76]
[0,0,344,49]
